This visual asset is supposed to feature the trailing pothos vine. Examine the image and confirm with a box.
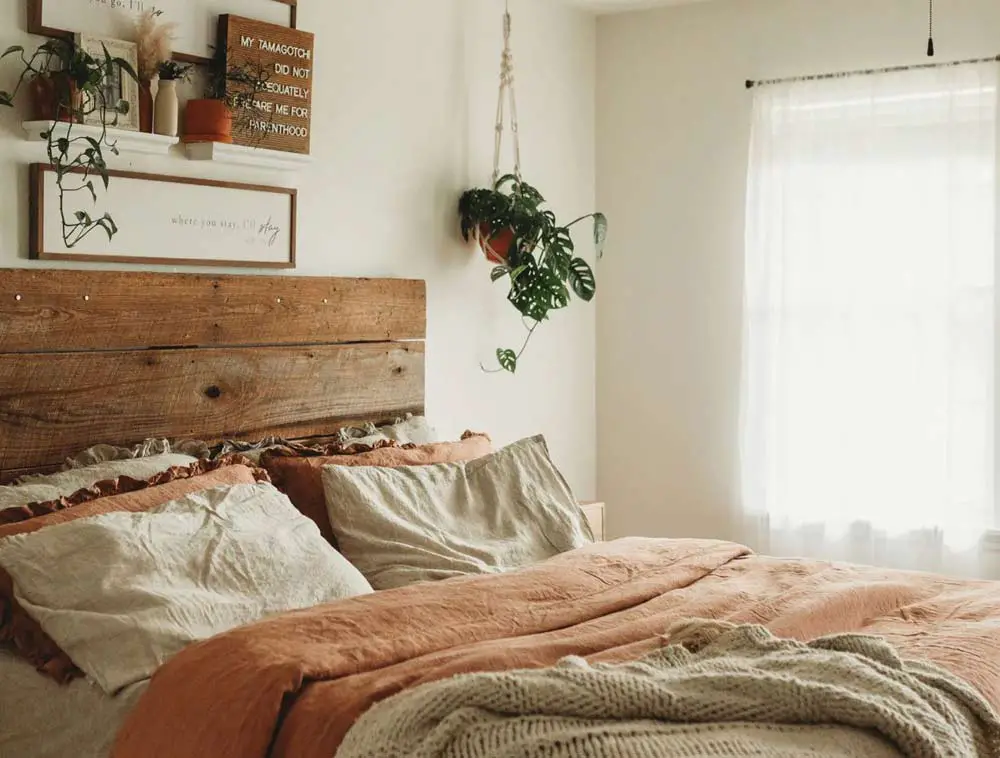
[459,174,607,374]
[0,38,138,247]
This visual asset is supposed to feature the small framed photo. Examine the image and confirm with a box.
[75,35,140,132]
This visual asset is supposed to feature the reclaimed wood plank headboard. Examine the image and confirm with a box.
[0,269,426,481]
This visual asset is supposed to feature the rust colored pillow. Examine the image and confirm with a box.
[0,457,268,684]
[262,432,493,544]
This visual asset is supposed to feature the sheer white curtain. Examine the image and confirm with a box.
[740,62,1000,578]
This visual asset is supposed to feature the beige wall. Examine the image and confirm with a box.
[596,0,1000,539]
[0,0,597,498]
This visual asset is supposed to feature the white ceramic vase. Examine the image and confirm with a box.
[153,79,178,137]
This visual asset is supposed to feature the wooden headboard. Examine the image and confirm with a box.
[0,269,426,481]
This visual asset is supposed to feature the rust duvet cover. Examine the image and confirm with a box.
[111,538,1000,758]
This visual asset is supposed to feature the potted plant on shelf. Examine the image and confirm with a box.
[153,59,190,138]
[134,9,176,133]
[0,37,138,247]
[459,174,607,374]
[183,49,272,146]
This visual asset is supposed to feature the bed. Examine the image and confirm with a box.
[2,270,1000,758]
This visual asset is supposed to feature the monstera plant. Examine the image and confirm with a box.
[459,174,607,374]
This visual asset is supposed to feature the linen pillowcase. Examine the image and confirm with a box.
[338,415,438,447]
[62,416,438,469]
[0,453,198,515]
[0,482,373,695]
[321,435,594,590]
[262,432,493,544]
[0,458,267,683]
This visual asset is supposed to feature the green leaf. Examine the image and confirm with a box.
[496,349,517,374]
[56,137,70,155]
[568,258,596,302]
[593,212,608,258]
[113,56,139,82]
[98,214,118,240]
[0,45,24,59]
[508,265,570,322]
[0,91,13,108]
[85,181,96,203]
[490,266,510,283]
[548,248,572,281]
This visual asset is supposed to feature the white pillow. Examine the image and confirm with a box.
[338,415,438,448]
[0,453,198,513]
[0,482,373,694]
[321,435,594,590]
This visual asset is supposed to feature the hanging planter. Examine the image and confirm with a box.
[475,223,515,264]
[458,6,608,375]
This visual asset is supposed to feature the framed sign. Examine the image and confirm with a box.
[30,164,296,268]
[221,14,314,155]
[76,34,141,132]
[27,0,297,64]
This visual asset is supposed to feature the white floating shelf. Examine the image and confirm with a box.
[22,121,178,156]
[183,141,313,171]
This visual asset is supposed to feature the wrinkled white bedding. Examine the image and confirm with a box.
[0,651,144,758]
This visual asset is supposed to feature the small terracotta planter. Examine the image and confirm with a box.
[29,74,80,122]
[477,223,515,265]
[182,99,233,144]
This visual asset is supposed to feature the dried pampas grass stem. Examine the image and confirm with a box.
[135,9,177,81]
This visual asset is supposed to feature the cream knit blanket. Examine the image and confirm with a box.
[337,622,1000,758]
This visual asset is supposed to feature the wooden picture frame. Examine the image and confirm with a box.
[26,0,298,65]
[75,34,141,132]
[30,164,297,268]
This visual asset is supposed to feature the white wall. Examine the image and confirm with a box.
[596,0,1000,539]
[0,0,597,498]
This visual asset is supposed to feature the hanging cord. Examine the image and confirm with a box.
[927,0,935,57]
[492,3,522,187]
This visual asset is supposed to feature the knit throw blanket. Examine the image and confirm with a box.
[337,622,1000,758]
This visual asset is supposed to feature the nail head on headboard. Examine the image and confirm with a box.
[205,385,223,399]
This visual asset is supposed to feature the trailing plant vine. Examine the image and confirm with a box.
[205,45,275,146]
[459,174,607,374]
[0,38,138,248]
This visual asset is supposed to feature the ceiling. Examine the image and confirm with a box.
[559,0,710,13]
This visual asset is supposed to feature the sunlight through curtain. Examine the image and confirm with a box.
[740,62,999,577]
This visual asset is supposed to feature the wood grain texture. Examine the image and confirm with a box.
[0,342,425,476]
[0,270,426,352]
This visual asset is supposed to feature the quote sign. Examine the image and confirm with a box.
[220,14,315,154]
[30,0,294,61]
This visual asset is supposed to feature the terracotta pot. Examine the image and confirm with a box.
[182,99,233,144]
[477,223,515,265]
[28,73,80,122]
[138,80,154,133]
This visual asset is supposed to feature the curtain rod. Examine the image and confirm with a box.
[745,54,1000,90]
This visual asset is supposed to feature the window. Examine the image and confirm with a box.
[740,63,998,573]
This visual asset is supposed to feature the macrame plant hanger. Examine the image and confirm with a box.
[927,0,935,57]
[492,1,522,188]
